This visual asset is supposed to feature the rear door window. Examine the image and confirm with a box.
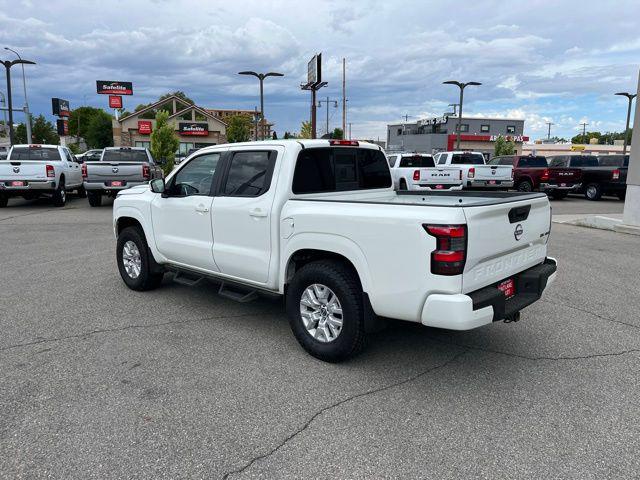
[221,151,275,197]
[9,147,61,161]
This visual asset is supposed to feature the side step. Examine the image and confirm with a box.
[218,282,258,303]
[173,271,204,287]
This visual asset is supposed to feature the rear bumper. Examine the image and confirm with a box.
[0,180,56,193]
[541,182,581,191]
[84,181,147,192]
[468,180,514,188]
[421,257,557,330]
[411,183,463,191]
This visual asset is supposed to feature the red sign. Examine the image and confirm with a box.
[96,80,133,95]
[446,134,529,150]
[56,119,69,136]
[109,95,123,109]
[138,120,152,135]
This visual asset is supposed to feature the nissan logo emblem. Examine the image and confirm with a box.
[13,166,20,173]
[514,224,524,241]
[112,167,119,173]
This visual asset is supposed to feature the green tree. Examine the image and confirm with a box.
[150,110,179,175]
[571,131,601,144]
[67,143,81,154]
[68,106,105,139]
[299,121,312,139]
[494,135,515,156]
[15,123,27,143]
[226,114,252,143]
[15,115,60,145]
[85,110,113,149]
[332,127,344,139]
[272,131,278,140]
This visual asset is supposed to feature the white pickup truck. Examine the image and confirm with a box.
[434,151,514,189]
[113,139,557,362]
[388,153,462,191]
[0,144,85,207]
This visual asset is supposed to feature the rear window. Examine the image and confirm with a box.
[9,147,61,161]
[451,153,485,165]
[292,147,392,194]
[518,156,547,167]
[598,155,628,167]
[399,155,435,168]
[102,149,149,162]
[569,156,598,167]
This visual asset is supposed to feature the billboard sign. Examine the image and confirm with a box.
[52,98,70,117]
[96,80,133,95]
[307,53,322,86]
[56,119,69,136]
[108,95,123,109]
[178,122,208,136]
[138,120,152,135]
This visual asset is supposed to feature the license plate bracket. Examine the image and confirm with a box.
[11,181,25,187]
[497,278,515,299]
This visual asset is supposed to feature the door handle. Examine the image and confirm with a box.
[249,208,268,218]
[195,204,210,213]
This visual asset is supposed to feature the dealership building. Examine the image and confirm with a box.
[112,95,272,155]
[387,114,527,158]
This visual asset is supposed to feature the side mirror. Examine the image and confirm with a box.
[150,178,165,194]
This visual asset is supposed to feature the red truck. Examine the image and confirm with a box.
[489,154,582,199]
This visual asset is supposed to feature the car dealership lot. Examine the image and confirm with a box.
[1,196,638,479]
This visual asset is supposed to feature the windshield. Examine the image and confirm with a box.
[451,153,485,165]
[399,155,435,168]
[9,147,61,161]
[102,149,149,162]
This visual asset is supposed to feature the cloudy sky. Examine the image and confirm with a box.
[1,0,638,141]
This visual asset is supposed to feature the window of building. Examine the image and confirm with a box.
[397,128,403,136]
[194,111,207,121]
[222,151,275,197]
[178,143,195,155]
[480,124,490,132]
[507,125,516,134]
[458,124,469,132]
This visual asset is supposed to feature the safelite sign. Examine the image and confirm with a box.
[178,122,208,136]
[138,121,152,135]
[96,80,133,95]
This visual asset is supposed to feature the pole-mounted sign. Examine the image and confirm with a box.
[52,98,70,117]
[307,53,322,87]
[96,80,133,95]
[56,119,69,136]
[109,95,123,109]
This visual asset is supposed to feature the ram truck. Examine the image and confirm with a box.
[0,144,84,207]
[579,154,628,201]
[388,153,462,191]
[434,151,514,189]
[83,146,163,207]
[113,139,557,362]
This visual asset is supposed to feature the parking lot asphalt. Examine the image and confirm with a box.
[0,195,637,479]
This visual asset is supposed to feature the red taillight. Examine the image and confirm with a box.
[468,167,475,179]
[142,164,150,180]
[424,224,467,276]
[612,169,620,180]
[81,163,87,178]
[413,170,420,181]
[46,164,55,178]
[541,168,549,181]
[329,140,359,146]
[510,168,514,180]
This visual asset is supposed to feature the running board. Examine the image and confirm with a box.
[172,271,204,287]
[218,282,258,303]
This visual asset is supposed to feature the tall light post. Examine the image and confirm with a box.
[0,91,7,138]
[443,80,481,150]
[1,57,36,145]
[5,47,34,144]
[615,92,637,156]
[238,71,284,140]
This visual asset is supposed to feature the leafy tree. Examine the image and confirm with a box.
[494,135,515,156]
[283,131,292,139]
[14,115,60,145]
[67,143,81,154]
[272,131,278,140]
[68,106,105,139]
[226,114,252,143]
[299,121,312,139]
[150,110,179,175]
[85,110,113,149]
[14,123,27,144]
[332,127,344,139]
[572,131,602,144]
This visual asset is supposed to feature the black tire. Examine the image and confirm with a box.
[286,260,366,362]
[116,226,164,291]
[584,183,602,201]
[87,191,102,207]
[399,179,408,190]
[516,180,533,192]
[52,177,66,207]
[617,190,626,201]
[551,191,568,200]
[0,195,7,208]
[77,185,87,198]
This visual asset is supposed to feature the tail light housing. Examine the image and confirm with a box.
[46,164,55,178]
[541,168,549,181]
[81,163,87,178]
[142,164,150,180]
[612,169,620,180]
[413,170,420,181]
[424,224,467,275]
[468,167,475,179]
[510,168,514,180]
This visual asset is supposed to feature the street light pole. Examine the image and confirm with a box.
[1,58,35,145]
[546,122,554,140]
[443,80,481,150]
[238,70,284,140]
[615,92,637,156]
[0,91,7,138]
[5,47,33,144]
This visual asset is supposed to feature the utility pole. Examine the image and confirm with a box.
[253,106,259,141]
[546,122,554,140]
[580,122,588,142]
[317,97,338,137]
[342,58,346,138]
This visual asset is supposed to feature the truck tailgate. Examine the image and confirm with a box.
[462,195,550,293]
[474,165,513,181]
[548,168,581,184]
[86,162,146,182]
[419,167,461,184]
[0,161,48,180]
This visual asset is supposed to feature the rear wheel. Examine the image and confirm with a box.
[0,195,7,208]
[52,178,66,207]
[585,183,602,201]
[551,191,568,200]
[116,226,164,291]
[516,180,533,192]
[87,191,102,207]
[286,260,366,362]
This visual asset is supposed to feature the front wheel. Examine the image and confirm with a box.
[116,226,164,291]
[286,260,366,362]
[87,191,102,207]
[52,178,66,207]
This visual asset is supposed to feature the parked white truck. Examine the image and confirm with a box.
[434,151,514,189]
[0,144,85,207]
[388,153,462,191]
[113,139,557,361]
